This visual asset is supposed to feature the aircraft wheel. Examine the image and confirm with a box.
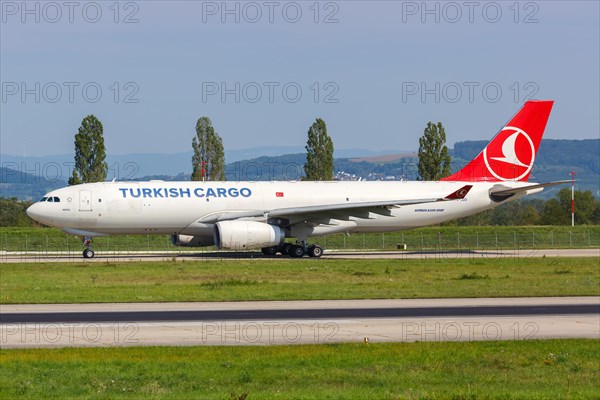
[307,245,323,258]
[279,243,293,255]
[261,246,278,256]
[83,249,95,259]
[290,245,305,258]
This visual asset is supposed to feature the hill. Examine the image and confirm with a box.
[452,139,599,196]
[1,139,597,200]
[0,167,67,201]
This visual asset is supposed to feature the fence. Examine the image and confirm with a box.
[1,229,599,262]
[322,230,600,251]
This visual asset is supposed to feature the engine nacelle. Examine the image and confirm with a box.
[171,234,214,247]
[214,221,285,250]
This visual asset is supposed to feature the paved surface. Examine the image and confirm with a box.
[2,304,597,324]
[1,248,598,263]
[2,297,598,348]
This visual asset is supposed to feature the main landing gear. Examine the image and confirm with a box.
[261,242,323,258]
[82,236,95,259]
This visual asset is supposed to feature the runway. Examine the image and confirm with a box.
[2,297,598,348]
[1,248,598,263]
[2,304,598,324]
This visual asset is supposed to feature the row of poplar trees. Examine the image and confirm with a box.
[67,115,449,184]
[67,116,339,183]
[189,116,335,181]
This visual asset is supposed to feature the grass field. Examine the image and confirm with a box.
[1,340,598,399]
[1,225,598,253]
[1,258,598,304]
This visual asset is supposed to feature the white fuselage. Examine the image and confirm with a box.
[26,180,535,242]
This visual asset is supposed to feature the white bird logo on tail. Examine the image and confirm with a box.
[483,126,535,181]
[490,132,530,167]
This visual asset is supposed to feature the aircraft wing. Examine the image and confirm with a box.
[197,185,472,224]
[269,185,472,218]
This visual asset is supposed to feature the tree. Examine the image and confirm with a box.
[68,115,108,185]
[539,188,600,225]
[519,204,541,225]
[556,188,598,225]
[191,117,225,181]
[417,122,451,181]
[489,202,518,226]
[0,198,35,227]
[540,198,565,225]
[592,201,600,225]
[303,118,334,181]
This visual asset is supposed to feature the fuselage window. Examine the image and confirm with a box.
[53,197,60,202]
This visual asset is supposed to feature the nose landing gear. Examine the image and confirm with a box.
[82,237,95,258]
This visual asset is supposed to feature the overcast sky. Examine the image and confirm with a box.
[1,1,599,157]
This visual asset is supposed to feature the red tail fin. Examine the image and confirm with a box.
[442,100,554,182]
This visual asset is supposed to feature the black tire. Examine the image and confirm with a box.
[261,246,278,256]
[290,245,305,258]
[308,245,323,258]
[279,243,293,255]
[83,249,95,259]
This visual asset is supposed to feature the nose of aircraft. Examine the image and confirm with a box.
[26,203,43,223]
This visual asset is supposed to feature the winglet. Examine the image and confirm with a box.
[444,185,473,200]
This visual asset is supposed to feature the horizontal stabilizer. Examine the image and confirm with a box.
[489,180,571,196]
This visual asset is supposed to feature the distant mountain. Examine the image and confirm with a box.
[452,139,600,197]
[2,140,597,200]
[135,153,308,181]
[225,146,398,161]
[0,153,190,180]
[0,167,66,200]
[0,147,408,180]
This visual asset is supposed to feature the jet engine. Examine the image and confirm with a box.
[214,221,285,250]
[171,234,214,247]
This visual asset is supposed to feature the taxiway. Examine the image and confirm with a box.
[2,297,598,348]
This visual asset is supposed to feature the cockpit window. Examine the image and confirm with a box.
[38,196,60,203]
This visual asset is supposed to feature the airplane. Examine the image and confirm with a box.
[27,100,568,258]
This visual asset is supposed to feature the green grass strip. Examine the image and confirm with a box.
[1,340,598,399]
[1,225,598,252]
[1,258,598,304]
